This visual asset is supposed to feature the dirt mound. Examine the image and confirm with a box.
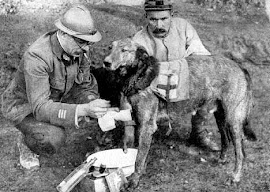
[188,0,264,13]
[218,34,270,65]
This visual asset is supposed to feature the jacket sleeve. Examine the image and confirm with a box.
[71,56,99,104]
[184,20,211,56]
[24,51,77,128]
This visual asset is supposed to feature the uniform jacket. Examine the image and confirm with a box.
[132,17,211,102]
[132,17,211,60]
[1,31,99,128]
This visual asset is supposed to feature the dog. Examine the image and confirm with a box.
[91,39,159,150]
[102,38,257,189]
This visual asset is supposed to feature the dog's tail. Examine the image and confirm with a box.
[243,119,257,141]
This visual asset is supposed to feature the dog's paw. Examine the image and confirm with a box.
[225,176,241,187]
[218,154,229,165]
[126,173,140,190]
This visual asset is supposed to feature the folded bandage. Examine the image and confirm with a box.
[98,109,132,132]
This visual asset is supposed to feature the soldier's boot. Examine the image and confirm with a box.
[17,132,40,169]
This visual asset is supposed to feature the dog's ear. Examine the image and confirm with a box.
[135,46,158,68]
[135,46,149,62]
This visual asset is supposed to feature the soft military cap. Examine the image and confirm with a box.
[144,0,173,11]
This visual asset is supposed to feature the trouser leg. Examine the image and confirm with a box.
[190,109,208,138]
[189,109,220,151]
[15,114,66,156]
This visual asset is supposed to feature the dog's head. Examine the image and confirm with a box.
[103,38,159,96]
[104,38,149,75]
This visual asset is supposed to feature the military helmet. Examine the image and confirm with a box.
[144,0,173,11]
[55,4,102,42]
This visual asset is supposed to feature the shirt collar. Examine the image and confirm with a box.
[50,31,71,62]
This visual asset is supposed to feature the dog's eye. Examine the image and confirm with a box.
[121,49,126,52]
[108,45,112,50]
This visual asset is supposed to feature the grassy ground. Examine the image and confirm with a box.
[0,1,270,192]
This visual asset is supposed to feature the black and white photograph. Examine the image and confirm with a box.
[0,0,269,191]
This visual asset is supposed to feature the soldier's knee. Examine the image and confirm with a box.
[24,124,66,156]
[16,115,67,155]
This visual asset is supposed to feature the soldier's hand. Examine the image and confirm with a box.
[77,99,112,118]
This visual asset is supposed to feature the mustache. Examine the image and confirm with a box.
[153,28,167,34]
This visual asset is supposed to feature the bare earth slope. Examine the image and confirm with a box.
[0,1,270,192]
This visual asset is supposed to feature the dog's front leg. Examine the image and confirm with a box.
[123,124,135,153]
[120,93,136,153]
[127,93,159,189]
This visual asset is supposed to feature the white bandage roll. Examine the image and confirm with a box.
[98,109,132,132]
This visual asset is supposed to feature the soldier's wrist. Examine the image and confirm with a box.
[76,104,88,117]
